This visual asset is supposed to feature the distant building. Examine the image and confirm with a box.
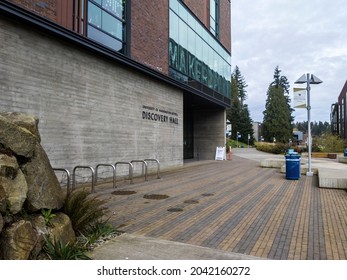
[331,80,347,140]
[252,122,262,142]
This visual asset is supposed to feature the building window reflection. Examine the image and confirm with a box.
[169,0,231,102]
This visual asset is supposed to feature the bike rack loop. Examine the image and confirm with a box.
[95,163,116,188]
[72,165,96,193]
[130,160,148,181]
[144,159,160,179]
[53,168,71,194]
[114,162,134,187]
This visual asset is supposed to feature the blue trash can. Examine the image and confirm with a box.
[285,153,301,180]
[344,148,347,157]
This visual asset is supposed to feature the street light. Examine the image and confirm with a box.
[295,73,323,176]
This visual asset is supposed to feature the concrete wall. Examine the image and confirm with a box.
[194,108,226,160]
[0,18,183,178]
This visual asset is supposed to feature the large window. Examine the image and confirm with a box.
[87,0,125,52]
[169,0,231,102]
[210,0,220,37]
[72,0,126,53]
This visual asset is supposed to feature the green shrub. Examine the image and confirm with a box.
[255,142,287,154]
[62,189,108,235]
[313,134,345,153]
[43,237,91,260]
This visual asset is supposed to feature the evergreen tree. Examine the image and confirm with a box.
[227,75,242,140]
[262,67,293,143]
[226,66,253,143]
[234,66,248,105]
[238,104,254,145]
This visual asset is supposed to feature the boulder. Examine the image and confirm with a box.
[0,213,3,232]
[0,112,41,141]
[0,154,19,179]
[27,215,48,259]
[0,220,37,260]
[0,154,28,214]
[0,115,37,158]
[21,143,64,212]
[0,185,6,213]
[47,212,75,245]
[0,169,28,214]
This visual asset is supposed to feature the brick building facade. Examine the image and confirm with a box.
[331,80,347,140]
[1,0,232,177]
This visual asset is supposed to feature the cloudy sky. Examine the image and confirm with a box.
[231,0,347,123]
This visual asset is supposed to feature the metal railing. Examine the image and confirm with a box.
[130,160,148,181]
[53,168,71,193]
[144,159,160,179]
[72,165,96,193]
[114,161,134,187]
[95,163,116,188]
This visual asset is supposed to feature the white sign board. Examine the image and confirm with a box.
[215,146,226,160]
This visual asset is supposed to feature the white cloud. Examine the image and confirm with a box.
[231,0,347,123]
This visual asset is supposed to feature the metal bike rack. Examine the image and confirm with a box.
[72,165,96,193]
[144,159,160,179]
[130,160,148,181]
[95,163,116,188]
[114,162,134,187]
[53,168,71,193]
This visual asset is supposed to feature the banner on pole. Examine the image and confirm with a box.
[293,88,306,108]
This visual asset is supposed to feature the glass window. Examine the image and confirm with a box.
[102,11,122,38]
[210,0,220,38]
[102,0,123,18]
[169,0,230,100]
[88,2,101,28]
[87,0,125,53]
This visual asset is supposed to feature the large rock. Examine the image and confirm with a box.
[0,154,19,179]
[48,212,76,245]
[21,143,64,212]
[0,115,38,158]
[0,170,28,214]
[0,112,41,142]
[0,213,3,233]
[0,154,28,214]
[0,220,37,260]
[0,185,6,213]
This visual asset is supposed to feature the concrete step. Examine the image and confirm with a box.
[261,158,347,190]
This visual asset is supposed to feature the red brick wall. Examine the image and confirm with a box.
[220,0,231,52]
[130,0,169,75]
[8,0,57,22]
[183,0,231,53]
[184,0,209,27]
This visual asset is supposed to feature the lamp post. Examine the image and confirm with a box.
[294,73,323,176]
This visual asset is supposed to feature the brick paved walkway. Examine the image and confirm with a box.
[95,156,347,260]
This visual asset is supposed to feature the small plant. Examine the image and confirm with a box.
[79,221,117,249]
[41,209,56,226]
[43,236,91,260]
[62,189,108,235]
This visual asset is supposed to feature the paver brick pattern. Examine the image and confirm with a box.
[96,156,347,260]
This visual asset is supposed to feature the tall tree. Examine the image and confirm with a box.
[227,66,253,143]
[233,66,248,105]
[238,104,254,145]
[262,67,293,143]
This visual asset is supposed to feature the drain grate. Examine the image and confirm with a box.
[143,194,169,200]
[167,207,183,212]
[201,193,214,197]
[111,190,137,195]
[184,199,199,204]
